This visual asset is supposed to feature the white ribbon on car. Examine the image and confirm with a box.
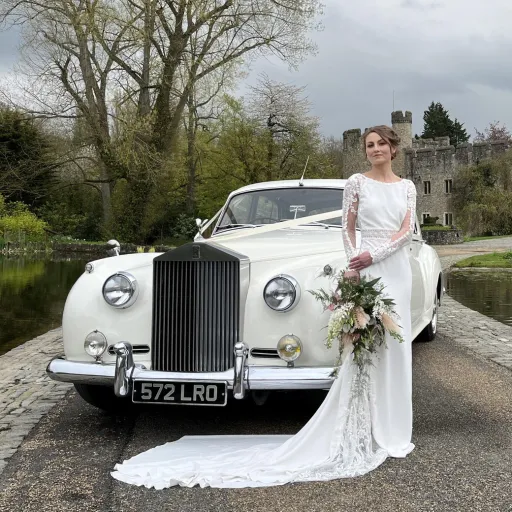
[203,209,344,243]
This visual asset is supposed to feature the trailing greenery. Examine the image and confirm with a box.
[453,252,512,268]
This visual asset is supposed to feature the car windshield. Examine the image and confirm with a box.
[216,187,343,231]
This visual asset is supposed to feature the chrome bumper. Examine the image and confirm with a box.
[46,342,335,399]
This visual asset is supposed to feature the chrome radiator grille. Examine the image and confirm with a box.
[151,258,240,372]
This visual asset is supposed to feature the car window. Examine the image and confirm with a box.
[255,196,279,223]
[219,194,253,225]
[217,188,343,230]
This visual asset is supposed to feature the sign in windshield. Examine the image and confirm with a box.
[216,188,343,232]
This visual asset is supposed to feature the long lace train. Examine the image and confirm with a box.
[111,352,388,489]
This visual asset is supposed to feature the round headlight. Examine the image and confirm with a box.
[84,330,107,358]
[263,275,300,312]
[102,272,138,308]
[277,335,302,362]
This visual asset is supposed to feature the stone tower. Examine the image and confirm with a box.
[341,128,368,178]
[391,110,413,176]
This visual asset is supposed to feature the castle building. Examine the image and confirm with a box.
[341,111,510,227]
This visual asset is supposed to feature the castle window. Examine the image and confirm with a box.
[423,181,431,195]
[444,213,453,226]
[422,213,431,224]
[445,179,453,194]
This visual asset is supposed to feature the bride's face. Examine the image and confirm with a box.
[365,132,395,164]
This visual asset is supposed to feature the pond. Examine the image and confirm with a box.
[0,255,89,356]
[2,257,512,357]
[446,270,512,327]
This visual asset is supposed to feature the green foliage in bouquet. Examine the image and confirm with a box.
[309,268,404,372]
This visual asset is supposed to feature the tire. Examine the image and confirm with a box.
[74,383,134,414]
[417,293,439,342]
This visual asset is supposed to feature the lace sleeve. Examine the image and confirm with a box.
[369,180,417,264]
[341,175,360,262]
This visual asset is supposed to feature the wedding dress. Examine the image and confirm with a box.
[111,172,417,489]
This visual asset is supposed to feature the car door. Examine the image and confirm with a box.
[409,219,427,330]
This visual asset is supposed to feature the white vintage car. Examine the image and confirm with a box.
[47,178,443,412]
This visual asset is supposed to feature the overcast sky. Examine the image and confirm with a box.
[1,0,511,140]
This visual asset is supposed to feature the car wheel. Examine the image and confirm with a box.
[74,384,134,414]
[417,293,439,342]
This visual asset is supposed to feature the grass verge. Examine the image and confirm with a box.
[454,252,512,268]
[464,234,512,242]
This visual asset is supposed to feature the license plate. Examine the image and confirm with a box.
[132,381,227,406]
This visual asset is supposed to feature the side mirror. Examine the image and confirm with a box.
[106,239,121,257]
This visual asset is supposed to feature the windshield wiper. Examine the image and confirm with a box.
[216,223,260,231]
[300,221,340,229]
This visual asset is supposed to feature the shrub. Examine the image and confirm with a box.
[0,195,48,240]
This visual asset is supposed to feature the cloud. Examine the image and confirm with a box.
[240,0,512,139]
[0,25,21,74]
[401,0,443,9]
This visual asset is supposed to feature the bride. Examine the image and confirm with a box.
[111,124,417,489]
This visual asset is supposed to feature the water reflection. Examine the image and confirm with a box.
[446,271,512,327]
[0,255,88,356]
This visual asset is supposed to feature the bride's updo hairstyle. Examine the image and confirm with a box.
[362,125,401,160]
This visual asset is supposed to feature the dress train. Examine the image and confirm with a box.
[111,349,388,489]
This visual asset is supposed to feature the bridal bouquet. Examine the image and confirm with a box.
[309,267,404,372]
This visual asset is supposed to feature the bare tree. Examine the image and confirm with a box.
[248,73,320,181]
[0,0,322,227]
[474,121,512,143]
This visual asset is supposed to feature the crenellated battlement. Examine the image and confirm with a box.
[405,139,510,175]
[412,136,450,149]
[391,110,412,124]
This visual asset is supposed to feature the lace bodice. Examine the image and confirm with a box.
[341,173,417,264]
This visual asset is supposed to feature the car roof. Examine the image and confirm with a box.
[228,179,347,198]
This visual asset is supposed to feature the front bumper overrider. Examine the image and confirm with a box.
[46,342,335,399]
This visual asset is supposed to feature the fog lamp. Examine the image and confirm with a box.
[277,334,302,362]
[84,330,107,358]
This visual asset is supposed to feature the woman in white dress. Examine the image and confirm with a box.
[111,125,417,489]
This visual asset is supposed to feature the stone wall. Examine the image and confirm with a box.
[422,229,464,246]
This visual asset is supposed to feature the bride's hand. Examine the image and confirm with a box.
[348,251,373,271]
[343,270,360,282]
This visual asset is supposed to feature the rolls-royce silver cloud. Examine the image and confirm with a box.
[47,179,443,412]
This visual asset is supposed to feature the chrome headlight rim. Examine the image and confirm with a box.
[277,334,303,362]
[263,274,301,313]
[84,330,107,359]
[102,271,139,309]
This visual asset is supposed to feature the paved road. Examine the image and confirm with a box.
[1,335,511,512]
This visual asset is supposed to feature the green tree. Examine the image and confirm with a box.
[421,102,469,146]
[1,0,323,230]
[0,109,57,206]
[452,151,512,236]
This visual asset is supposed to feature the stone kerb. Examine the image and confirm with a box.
[0,328,71,475]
